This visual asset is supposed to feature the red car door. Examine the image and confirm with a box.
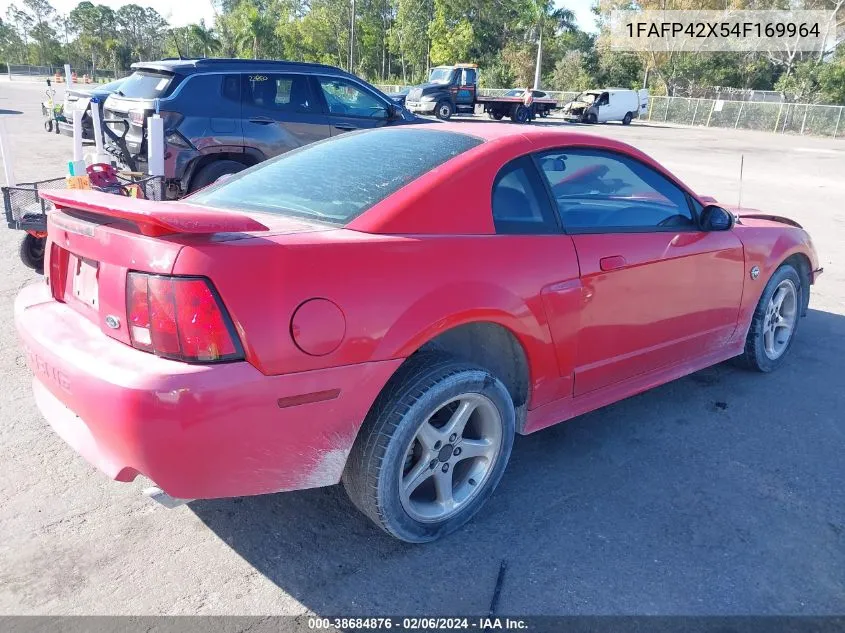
[535,149,745,396]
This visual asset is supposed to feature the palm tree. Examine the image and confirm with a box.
[527,0,576,89]
[232,1,272,59]
[191,19,220,58]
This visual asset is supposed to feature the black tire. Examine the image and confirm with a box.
[735,263,803,372]
[44,119,53,133]
[511,105,530,124]
[188,159,245,193]
[489,111,504,121]
[622,112,633,125]
[20,234,45,274]
[343,352,516,543]
[435,100,453,121]
[539,109,549,118]
[585,113,598,124]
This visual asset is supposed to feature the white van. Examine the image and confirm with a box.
[561,88,649,125]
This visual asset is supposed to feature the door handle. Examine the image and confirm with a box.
[248,117,275,125]
[599,255,627,271]
[334,124,356,131]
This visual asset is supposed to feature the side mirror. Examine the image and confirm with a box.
[700,204,735,231]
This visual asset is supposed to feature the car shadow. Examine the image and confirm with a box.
[190,308,845,616]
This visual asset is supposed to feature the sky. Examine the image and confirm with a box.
[1,0,598,33]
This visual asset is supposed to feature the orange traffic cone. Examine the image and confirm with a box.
[54,71,62,83]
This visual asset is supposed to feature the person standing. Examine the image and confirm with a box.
[522,88,535,121]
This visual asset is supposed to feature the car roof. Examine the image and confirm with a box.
[130,58,355,78]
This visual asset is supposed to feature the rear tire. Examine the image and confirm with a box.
[511,105,530,124]
[20,234,45,274]
[622,112,633,125]
[435,100,453,121]
[489,111,504,121]
[188,159,246,193]
[735,263,802,372]
[343,353,515,543]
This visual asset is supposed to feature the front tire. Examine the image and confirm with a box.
[585,113,598,124]
[435,100,454,121]
[343,353,515,543]
[736,263,802,372]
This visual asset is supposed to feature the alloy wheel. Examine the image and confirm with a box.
[399,393,503,523]
[762,279,798,360]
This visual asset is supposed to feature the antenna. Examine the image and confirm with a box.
[738,154,744,210]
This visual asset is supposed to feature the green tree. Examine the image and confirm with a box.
[22,0,56,65]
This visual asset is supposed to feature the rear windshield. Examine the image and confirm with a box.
[117,71,174,98]
[187,128,483,225]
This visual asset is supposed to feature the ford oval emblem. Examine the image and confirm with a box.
[105,315,120,329]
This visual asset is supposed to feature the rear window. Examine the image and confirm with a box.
[117,71,175,98]
[187,128,483,224]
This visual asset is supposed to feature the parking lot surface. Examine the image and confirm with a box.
[0,80,843,615]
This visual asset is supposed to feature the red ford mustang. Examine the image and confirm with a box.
[16,123,821,542]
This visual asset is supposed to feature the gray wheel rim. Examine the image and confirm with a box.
[762,279,798,360]
[399,393,503,523]
[438,104,450,118]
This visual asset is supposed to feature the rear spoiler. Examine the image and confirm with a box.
[40,189,269,237]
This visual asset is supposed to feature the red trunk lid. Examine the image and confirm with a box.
[37,190,314,350]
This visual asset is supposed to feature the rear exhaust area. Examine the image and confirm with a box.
[143,486,193,509]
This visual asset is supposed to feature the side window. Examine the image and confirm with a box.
[243,73,315,113]
[461,69,476,85]
[318,77,387,119]
[222,74,240,101]
[492,156,558,234]
[536,149,696,232]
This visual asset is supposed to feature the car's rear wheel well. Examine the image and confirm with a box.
[185,152,259,192]
[414,322,530,431]
[782,253,811,316]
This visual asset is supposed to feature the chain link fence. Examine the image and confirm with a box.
[645,96,844,139]
[4,64,132,83]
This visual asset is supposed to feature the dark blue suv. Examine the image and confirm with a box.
[102,58,417,197]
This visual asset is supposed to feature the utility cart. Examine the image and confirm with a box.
[3,169,164,273]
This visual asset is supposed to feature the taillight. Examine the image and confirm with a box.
[126,273,242,363]
[128,109,147,126]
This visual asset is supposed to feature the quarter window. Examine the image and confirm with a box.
[491,157,558,234]
[318,77,388,119]
[242,73,315,113]
[536,149,696,232]
[222,74,240,101]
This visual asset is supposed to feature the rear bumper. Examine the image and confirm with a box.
[58,120,93,140]
[16,283,402,500]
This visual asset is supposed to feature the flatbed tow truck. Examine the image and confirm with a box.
[404,64,557,123]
